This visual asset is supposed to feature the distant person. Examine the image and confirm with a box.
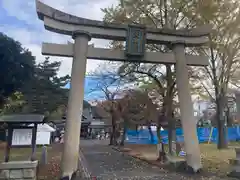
[60,133,64,143]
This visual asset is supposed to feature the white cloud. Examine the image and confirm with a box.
[1,0,36,25]
[0,0,118,76]
[40,0,117,20]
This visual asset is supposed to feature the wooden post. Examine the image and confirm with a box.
[31,123,38,161]
[40,146,48,165]
[5,125,13,162]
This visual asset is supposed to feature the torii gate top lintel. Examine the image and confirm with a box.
[36,0,212,46]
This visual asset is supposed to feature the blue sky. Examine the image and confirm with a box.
[0,0,118,100]
[0,0,117,76]
[65,74,134,101]
[65,76,107,101]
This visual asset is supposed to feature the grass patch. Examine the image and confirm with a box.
[122,142,240,178]
[200,143,236,176]
[0,146,49,162]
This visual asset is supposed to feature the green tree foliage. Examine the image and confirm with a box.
[1,92,25,115]
[20,57,70,118]
[0,32,35,107]
[0,33,70,121]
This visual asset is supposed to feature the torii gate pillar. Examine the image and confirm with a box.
[173,43,201,171]
[61,31,91,179]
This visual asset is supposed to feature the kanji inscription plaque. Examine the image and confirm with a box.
[125,25,146,58]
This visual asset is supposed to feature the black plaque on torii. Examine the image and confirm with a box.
[125,24,146,60]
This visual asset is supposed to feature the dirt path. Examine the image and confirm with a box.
[79,140,229,180]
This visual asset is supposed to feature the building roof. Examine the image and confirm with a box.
[0,114,45,124]
[29,123,56,132]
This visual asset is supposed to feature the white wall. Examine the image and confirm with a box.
[12,129,51,146]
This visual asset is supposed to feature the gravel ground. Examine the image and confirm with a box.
[79,140,230,180]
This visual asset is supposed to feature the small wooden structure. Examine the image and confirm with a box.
[0,114,45,162]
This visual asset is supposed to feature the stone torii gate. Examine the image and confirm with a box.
[36,1,211,179]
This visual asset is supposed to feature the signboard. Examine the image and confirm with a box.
[125,25,146,58]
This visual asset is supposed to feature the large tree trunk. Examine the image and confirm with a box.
[165,64,176,155]
[168,112,176,155]
[157,108,167,162]
[166,99,175,155]
[113,124,118,145]
[120,121,127,146]
[109,131,114,145]
[157,125,166,162]
[109,113,118,146]
[210,40,228,149]
[109,124,117,145]
[216,95,228,149]
[226,107,232,127]
[156,125,161,159]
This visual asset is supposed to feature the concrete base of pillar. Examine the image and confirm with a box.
[184,165,202,174]
[166,157,202,174]
[60,171,77,180]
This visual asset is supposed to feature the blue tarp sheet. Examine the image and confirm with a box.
[125,126,240,144]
